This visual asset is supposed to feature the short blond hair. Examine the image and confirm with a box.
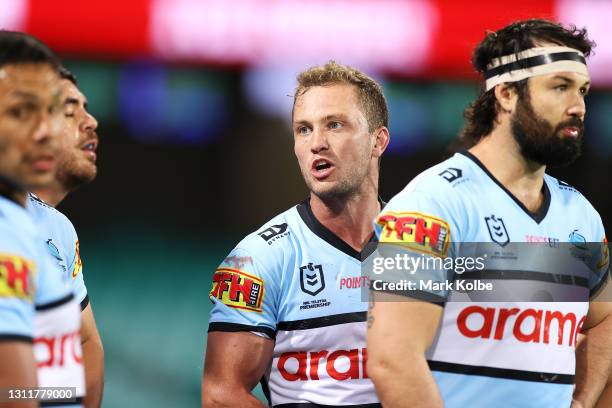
[294,61,388,133]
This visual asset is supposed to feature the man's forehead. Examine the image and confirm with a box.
[0,64,60,97]
[294,84,359,114]
[540,71,591,85]
[61,79,86,102]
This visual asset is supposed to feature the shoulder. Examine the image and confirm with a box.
[546,174,604,235]
[385,154,472,213]
[27,194,78,239]
[224,205,300,268]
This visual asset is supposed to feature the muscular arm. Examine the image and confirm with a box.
[366,293,444,408]
[0,341,38,408]
[80,303,104,408]
[595,372,612,408]
[573,300,612,408]
[202,331,274,408]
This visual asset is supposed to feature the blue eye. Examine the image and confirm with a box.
[329,121,342,129]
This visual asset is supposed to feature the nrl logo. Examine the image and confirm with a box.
[299,263,325,296]
[485,215,510,247]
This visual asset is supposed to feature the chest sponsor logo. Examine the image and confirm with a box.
[0,254,35,300]
[210,267,264,312]
[258,223,289,244]
[339,276,369,289]
[485,215,509,247]
[277,348,368,381]
[456,305,585,347]
[439,167,462,183]
[525,235,559,248]
[300,263,325,296]
[376,211,450,257]
[34,330,83,369]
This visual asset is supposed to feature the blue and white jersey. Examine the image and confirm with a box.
[375,151,609,408]
[0,195,84,406]
[27,193,88,309]
[209,200,379,407]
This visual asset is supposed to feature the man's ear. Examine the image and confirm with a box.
[494,83,520,114]
[372,127,390,159]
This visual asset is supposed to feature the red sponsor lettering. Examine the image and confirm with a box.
[34,331,82,369]
[457,306,584,347]
[277,348,368,381]
[339,276,368,289]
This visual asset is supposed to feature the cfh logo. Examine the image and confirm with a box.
[457,306,585,347]
[299,263,325,296]
[277,348,368,381]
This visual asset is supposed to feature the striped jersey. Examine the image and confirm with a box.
[374,151,609,408]
[209,199,380,407]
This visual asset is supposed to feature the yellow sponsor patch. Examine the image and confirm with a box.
[71,240,82,279]
[210,267,264,312]
[376,211,451,257]
[597,236,609,270]
[0,253,36,300]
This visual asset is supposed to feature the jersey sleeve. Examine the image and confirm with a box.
[208,246,280,339]
[372,188,462,304]
[0,236,37,341]
[61,219,87,308]
[588,220,610,299]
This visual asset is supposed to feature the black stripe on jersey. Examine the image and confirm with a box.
[459,150,551,224]
[41,397,83,406]
[208,322,276,339]
[297,199,379,261]
[428,360,574,384]
[0,334,33,343]
[275,404,381,408]
[461,269,590,288]
[35,293,75,311]
[372,288,446,306]
[277,311,367,331]
[80,294,90,311]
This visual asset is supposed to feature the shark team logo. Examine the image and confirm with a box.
[300,263,325,296]
[485,215,510,247]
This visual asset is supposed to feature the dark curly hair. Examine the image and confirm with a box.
[459,19,595,147]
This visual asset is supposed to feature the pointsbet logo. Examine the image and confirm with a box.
[210,268,264,312]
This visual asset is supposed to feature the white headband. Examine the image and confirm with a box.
[484,46,588,91]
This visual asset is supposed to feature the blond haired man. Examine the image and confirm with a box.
[202,61,390,407]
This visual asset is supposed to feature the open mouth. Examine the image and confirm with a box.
[80,139,98,162]
[311,158,334,179]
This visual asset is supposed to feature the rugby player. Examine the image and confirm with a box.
[202,61,390,407]
[29,67,104,408]
[367,19,612,408]
[0,31,85,407]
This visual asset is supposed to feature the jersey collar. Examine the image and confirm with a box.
[297,198,381,261]
[459,150,551,224]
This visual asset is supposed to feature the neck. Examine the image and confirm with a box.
[469,124,546,213]
[32,180,68,207]
[310,183,380,252]
[0,179,27,207]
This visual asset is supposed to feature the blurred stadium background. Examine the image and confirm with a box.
[2,0,611,406]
